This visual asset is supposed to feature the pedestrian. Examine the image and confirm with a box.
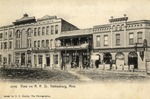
[95,60,99,68]
[110,59,112,70]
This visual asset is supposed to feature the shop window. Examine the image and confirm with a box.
[38,55,43,64]
[53,54,58,64]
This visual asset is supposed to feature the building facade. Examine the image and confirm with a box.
[93,15,150,70]
[0,14,150,70]
[0,14,78,68]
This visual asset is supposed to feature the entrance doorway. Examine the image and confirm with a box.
[103,52,112,64]
[46,55,50,66]
[128,52,138,69]
[21,53,25,65]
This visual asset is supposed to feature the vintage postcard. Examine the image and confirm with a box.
[0,0,150,99]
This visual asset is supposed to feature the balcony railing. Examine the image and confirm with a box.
[61,28,93,35]
[56,43,89,50]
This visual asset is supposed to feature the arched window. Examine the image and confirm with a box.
[115,52,124,59]
[46,40,49,47]
[46,26,49,35]
[34,28,37,36]
[55,25,58,34]
[50,39,53,47]
[27,28,32,37]
[38,27,40,36]
[42,27,45,35]
[16,30,20,38]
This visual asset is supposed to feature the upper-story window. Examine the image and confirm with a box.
[50,39,53,47]
[34,41,36,47]
[121,24,124,30]
[129,33,134,45]
[27,39,31,48]
[9,31,12,38]
[104,35,108,46]
[38,27,40,36]
[16,30,20,38]
[46,26,49,35]
[4,42,7,49]
[46,40,49,47]
[38,40,40,47]
[51,25,54,34]
[9,41,12,49]
[0,33,3,39]
[42,27,45,35]
[41,40,45,47]
[34,28,37,36]
[0,55,2,63]
[96,35,101,47]
[8,54,12,63]
[55,25,58,34]
[27,28,32,37]
[4,32,7,39]
[1,42,3,49]
[16,40,20,48]
[117,25,120,31]
[116,34,120,46]
[137,32,143,43]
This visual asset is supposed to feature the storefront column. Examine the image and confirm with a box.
[79,38,81,45]
[43,54,46,68]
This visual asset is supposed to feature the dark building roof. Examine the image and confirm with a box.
[13,14,36,25]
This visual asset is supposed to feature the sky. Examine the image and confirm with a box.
[0,0,150,29]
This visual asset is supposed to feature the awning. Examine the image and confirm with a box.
[128,52,137,57]
[116,52,124,59]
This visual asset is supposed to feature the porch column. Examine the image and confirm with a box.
[71,39,73,46]
[63,39,65,46]
[79,38,81,45]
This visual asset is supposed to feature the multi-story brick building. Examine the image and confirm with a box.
[0,14,150,70]
[0,25,14,66]
[92,15,150,70]
[0,14,78,68]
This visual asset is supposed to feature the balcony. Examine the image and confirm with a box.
[32,47,55,53]
[56,43,89,50]
[61,28,93,36]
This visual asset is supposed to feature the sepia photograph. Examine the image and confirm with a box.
[0,0,150,99]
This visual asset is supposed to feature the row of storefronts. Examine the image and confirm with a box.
[0,14,150,70]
